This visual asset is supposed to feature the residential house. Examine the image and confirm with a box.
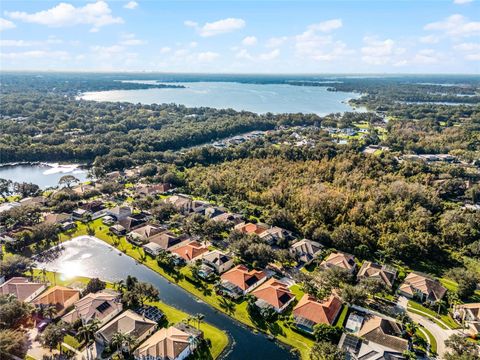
[455,303,480,337]
[289,239,323,264]
[106,205,133,221]
[251,278,295,313]
[134,324,202,360]
[166,195,193,213]
[136,183,172,196]
[357,261,397,289]
[293,294,343,333]
[219,265,267,299]
[33,285,81,316]
[72,208,91,221]
[211,212,243,225]
[119,213,149,232]
[143,231,189,252]
[43,212,73,226]
[0,277,46,302]
[171,241,209,263]
[202,250,234,274]
[198,264,215,279]
[19,196,46,207]
[134,305,165,323]
[258,226,294,246]
[354,315,409,355]
[398,272,446,302]
[320,252,357,274]
[127,224,164,246]
[143,242,164,257]
[338,333,407,360]
[95,309,156,347]
[62,291,122,325]
[234,222,269,235]
[109,224,126,236]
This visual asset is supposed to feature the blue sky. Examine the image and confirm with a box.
[1,0,479,73]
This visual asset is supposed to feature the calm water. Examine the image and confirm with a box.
[0,163,88,189]
[36,236,297,360]
[81,81,360,115]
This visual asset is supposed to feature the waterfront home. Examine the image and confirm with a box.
[251,278,295,313]
[62,291,123,325]
[0,277,46,302]
[134,324,202,360]
[338,332,407,360]
[33,285,81,317]
[293,294,342,333]
[219,265,267,299]
[43,212,72,226]
[143,231,189,251]
[357,261,397,289]
[143,242,164,257]
[289,239,323,264]
[95,309,156,347]
[127,224,164,245]
[170,241,209,263]
[119,213,149,232]
[136,183,172,196]
[198,264,215,279]
[321,252,357,274]
[134,305,165,323]
[202,250,234,274]
[106,205,133,221]
[398,272,446,303]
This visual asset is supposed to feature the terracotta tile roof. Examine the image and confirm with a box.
[0,277,45,302]
[220,265,266,291]
[171,241,209,261]
[234,222,269,235]
[358,315,408,353]
[293,294,342,325]
[33,285,80,313]
[321,252,356,271]
[251,278,294,310]
[399,272,446,301]
[134,326,191,359]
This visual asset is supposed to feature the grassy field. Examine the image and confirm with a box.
[55,219,314,358]
[415,327,437,355]
[407,300,459,330]
[33,270,228,359]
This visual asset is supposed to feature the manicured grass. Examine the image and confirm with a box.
[407,300,459,330]
[290,284,305,301]
[34,270,228,359]
[334,305,348,328]
[57,220,315,358]
[63,334,82,349]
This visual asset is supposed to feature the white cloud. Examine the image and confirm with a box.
[424,14,480,37]
[187,18,246,37]
[294,21,350,61]
[124,1,138,10]
[160,46,171,54]
[308,19,343,33]
[419,35,440,44]
[453,0,473,4]
[454,42,480,60]
[1,50,70,60]
[6,1,123,32]
[242,36,257,46]
[0,37,63,47]
[266,36,288,48]
[0,18,16,31]
[197,51,219,62]
[411,49,441,64]
[259,49,280,61]
[119,33,146,46]
[361,36,405,65]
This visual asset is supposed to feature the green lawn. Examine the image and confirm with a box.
[55,219,315,358]
[33,270,228,359]
[407,300,459,330]
[415,327,437,355]
[334,305,349,328]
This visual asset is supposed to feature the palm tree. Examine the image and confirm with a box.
[194,313,205,330]
[114,279,126,293]
[38,304,57,319]
[111,332,126,357]
[77,319,100,343]
[405,321,418,337]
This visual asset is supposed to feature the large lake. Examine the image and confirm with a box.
[36,236,296,360]
[0,163,88,189]
[81,81,360,115]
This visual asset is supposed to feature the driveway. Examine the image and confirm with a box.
[26,328,59,360]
